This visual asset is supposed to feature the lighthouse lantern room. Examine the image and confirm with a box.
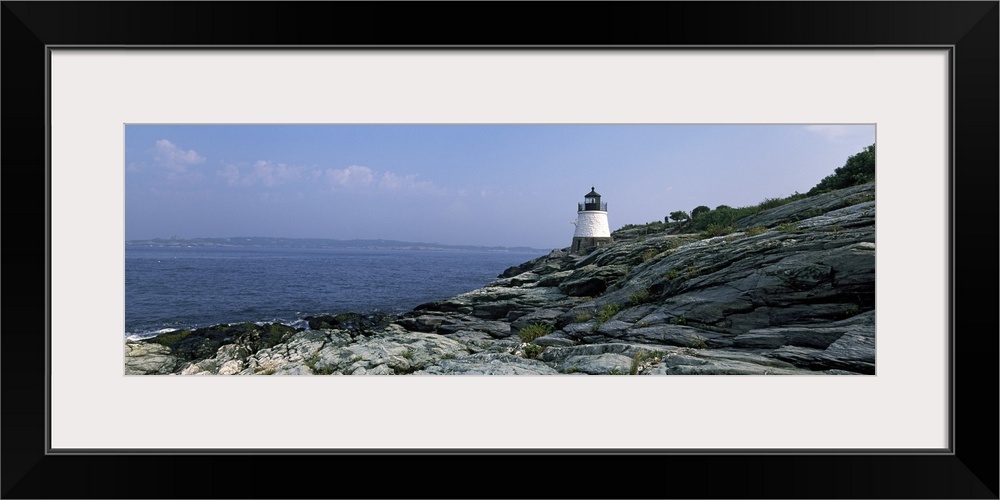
[571,187,613,254]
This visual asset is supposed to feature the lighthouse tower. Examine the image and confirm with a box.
[571,187,613,254]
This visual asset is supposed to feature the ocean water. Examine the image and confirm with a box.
[124,245,546,339]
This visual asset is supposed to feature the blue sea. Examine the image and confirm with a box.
[125,245,546,339]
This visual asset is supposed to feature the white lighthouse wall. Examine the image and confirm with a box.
[573,211,611,238]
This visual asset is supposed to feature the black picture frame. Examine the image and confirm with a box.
[3,2,997,498]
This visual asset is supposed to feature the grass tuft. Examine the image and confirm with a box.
[778,222,799,233]
[702,224,737,238]
[518,323,554,343]
[629,288,656,305]
[594,304,622,328]
[523,344,545,359]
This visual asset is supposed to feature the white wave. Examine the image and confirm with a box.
[125,327,178,341]
[253,318,309,330]
[287,318,309,329]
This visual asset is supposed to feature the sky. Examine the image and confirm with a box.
[125,124,875,249]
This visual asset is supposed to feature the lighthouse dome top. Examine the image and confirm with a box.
[579,186,607,212]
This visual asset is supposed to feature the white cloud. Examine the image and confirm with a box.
[325,165,375,188]
[379,171,439,193]
[252,160,301,187]
[217,161,446,195]
[219,160,303,187]
[153,139,206,172]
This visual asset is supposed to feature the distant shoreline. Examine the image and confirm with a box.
[125,236,551,254]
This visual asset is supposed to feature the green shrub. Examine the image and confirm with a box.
[689,335,707,348]
[573,311,594,323]
[842,304,861,318]
[755,197,787,212]
[305,353,335,374]
[745,225,767,236]
[670,314,687,325]
[523,344,545,359]
[595,304,622,327]
[664,269,679,280]
[778,222,799,232]
[642,249,659,262]
[304,353,320,370]
[313,365,335,375]
[808,143,875,195]
[629,351,662,375]
[702,224,737,238]
[668,210,690,223]
[689,205,755,233]
[518,323,554,343]
[629,289,656,305]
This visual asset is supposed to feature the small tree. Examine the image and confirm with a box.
[691,205,710,219]
[669,210,690,223]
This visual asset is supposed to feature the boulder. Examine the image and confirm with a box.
[416,353,560,375]
[558,265,629,296]
[124,342,184,375]
[559,353,633,375]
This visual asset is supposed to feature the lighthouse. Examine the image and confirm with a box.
[571,187,613,254]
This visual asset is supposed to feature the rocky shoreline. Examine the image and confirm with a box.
[126,183,876,375]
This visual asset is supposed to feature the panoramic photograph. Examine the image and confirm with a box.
[124,124,876,376]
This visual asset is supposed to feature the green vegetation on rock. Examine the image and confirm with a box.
[629,288,656,305]
[518,323,553,343]
[147,329,192,347]
[595,303,622,327]
[808,143,875,195]
[655,143,875,238]
[523,344,546,359]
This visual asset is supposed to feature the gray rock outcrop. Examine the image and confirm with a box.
[126,183,876,376]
